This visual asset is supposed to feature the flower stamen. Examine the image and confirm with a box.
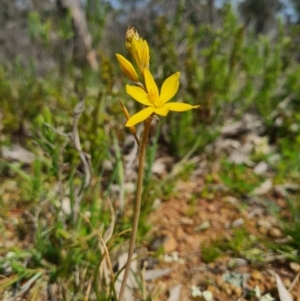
[148,90,161,107]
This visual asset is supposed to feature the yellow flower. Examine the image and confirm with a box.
[125,68,200,127]
[125,27,150,75]
[116,54,139,82]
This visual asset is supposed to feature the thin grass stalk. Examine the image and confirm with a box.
[118,117,152,301]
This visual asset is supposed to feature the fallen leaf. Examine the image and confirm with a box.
[275,273,293,301]
[144,268,172,281]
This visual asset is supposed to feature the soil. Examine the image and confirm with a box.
[1,167,300,301]
[145,177,300,301]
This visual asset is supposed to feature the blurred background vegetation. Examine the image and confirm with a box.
[1,0,300,155]
[1,0,300,300]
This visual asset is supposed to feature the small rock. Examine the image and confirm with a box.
[207,285,216,293]
[253,161,269,175]
[251,270,263,281]
[252,179,273,196]
[62,197,71,215]
[222,196,239,205]
[259,226,269,235]
[269,228,282,238]
[233,286,242,296]
[191,285,202,297]
[202,290,214,301]
[283,278,291,288]
[248,207,264,218]
[232,218,244,228]
[228,258,248,268]
[222,271,247,287]
[181,217,194,225]
[196,221,211,231]
[224,283,233,295]
[257,220,272,229]
[290,262,300,273]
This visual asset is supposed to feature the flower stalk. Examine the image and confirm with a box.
[116,27,199,301]
[118,117,152,301]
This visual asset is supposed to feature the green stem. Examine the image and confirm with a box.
[118,117,152,301]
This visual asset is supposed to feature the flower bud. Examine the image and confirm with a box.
[116,54,139,82]
[125,27,149,76]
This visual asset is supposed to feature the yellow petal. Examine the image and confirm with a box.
[116,54,139,82]
[167,102,200,112]
[154,106,170,116]
[126,85,153,106]
[142,40,150,68]
[144,68,159,97]
[126,107,155,127]
[160,72,180,104]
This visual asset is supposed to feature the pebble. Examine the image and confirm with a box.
[233,286,242,296]
[290,262,300,272]
[258,226,269,235]
[221,196,239,205]
[253,161,268,175]
[232,218,244,227]
[228,258,248,268]
[257,220,272,229]
[251,270,263,281]
[180,217,194,225]
[269,228,282,238]
[196,221,211,231]
[207,285,216,293]
[224,283,233,295]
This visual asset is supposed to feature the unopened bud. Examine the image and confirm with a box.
[125,27,150,75]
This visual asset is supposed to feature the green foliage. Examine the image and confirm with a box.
[220,161,263,196]
[226,228,252,255]
[28,12,52,46]
[280,196,300,260]
[201,243,222,263]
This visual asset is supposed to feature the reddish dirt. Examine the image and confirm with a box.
[1,176,300,301]
[147,179,300,301]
